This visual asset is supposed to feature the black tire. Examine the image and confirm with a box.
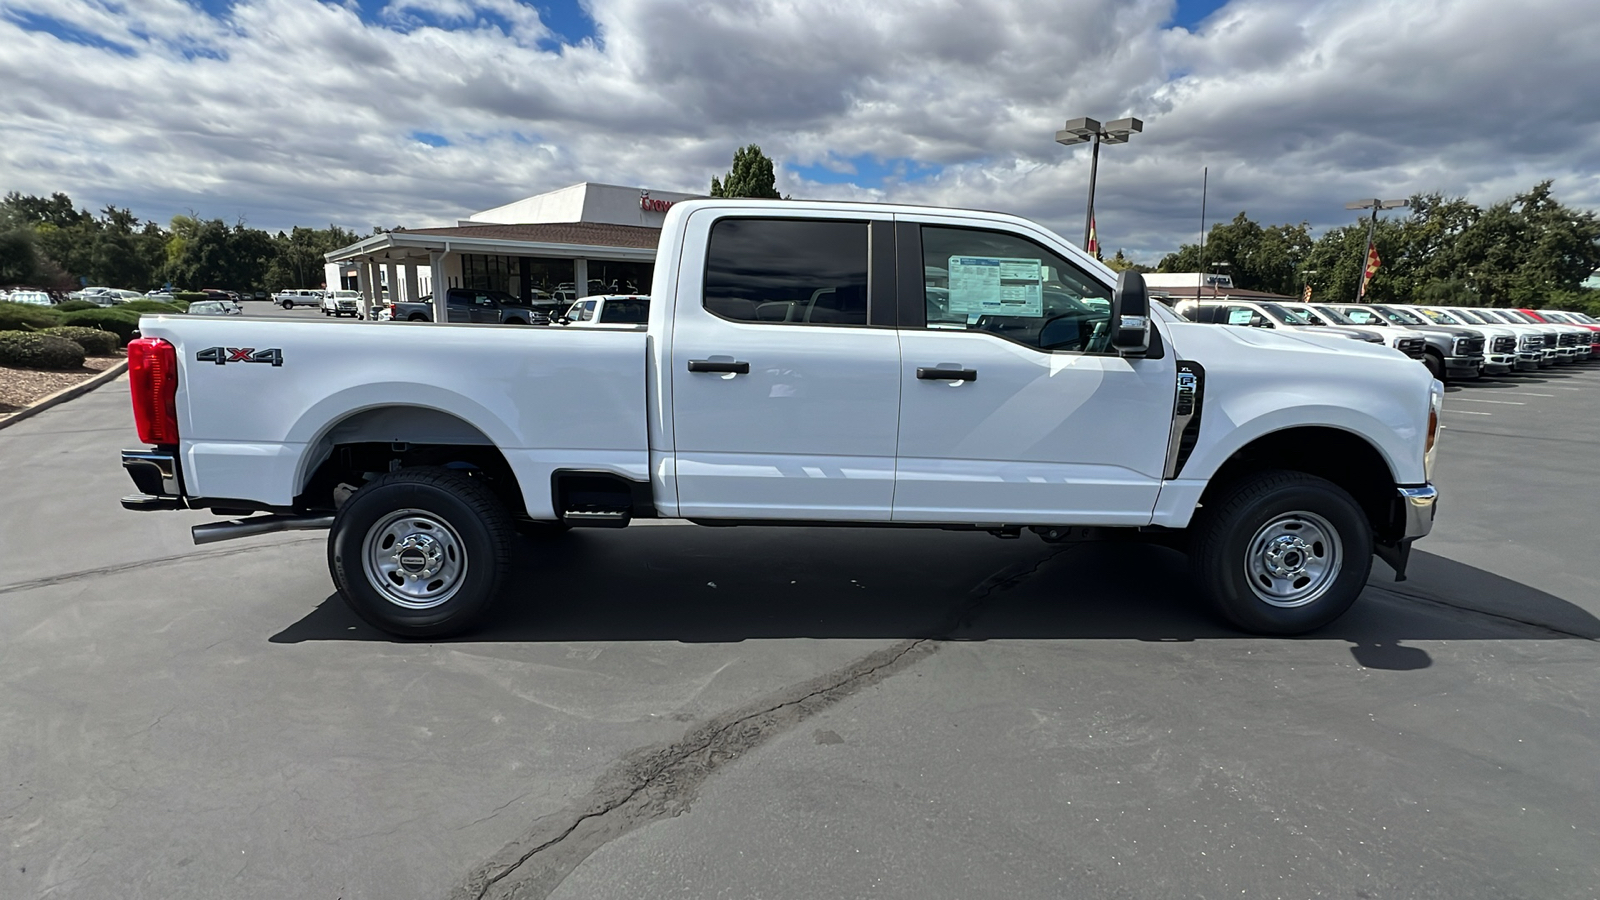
[408,314,427,322]
[505,317,526,326]
[328,467,515,638]
[1190,470,1373,635]
[1422,350,1445,382]
[281,299,293,310]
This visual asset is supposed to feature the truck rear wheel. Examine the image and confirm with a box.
[328,467,514,638]
[1190,470,1372,634]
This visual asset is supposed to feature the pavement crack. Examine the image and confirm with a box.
[0,535,323,596]
[451,545,1067,900]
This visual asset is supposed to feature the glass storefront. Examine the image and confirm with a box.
[461,254,576,302]
[585,259,654,296]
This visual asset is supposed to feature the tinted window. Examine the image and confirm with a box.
[920,226,1112,352]
[605,298,649,324]
[704,219,869,326]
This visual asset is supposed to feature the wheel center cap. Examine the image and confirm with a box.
[392,534,444,579]
[1263,535,1312,578]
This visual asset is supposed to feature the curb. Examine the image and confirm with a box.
[0,360,129,432]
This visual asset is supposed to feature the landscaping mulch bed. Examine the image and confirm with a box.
[0,355,124,415]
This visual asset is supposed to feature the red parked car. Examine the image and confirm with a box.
[1518,308,1600,357]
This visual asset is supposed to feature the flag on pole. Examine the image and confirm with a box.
[1358,242,1382,299]
[1086,216,1101,260]
[1301,282,1313,303]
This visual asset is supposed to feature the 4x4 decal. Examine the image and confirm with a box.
[196,346,283,367]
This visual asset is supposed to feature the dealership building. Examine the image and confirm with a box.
[324,182,701,316]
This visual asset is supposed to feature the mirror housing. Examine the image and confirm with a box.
[1110,270,1152,356]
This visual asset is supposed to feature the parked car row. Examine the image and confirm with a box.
[1173,298,1597,382]
[382,288,647,328]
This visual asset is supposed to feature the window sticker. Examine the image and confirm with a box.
[1226,308,1254,326]
[947,256,1044,318]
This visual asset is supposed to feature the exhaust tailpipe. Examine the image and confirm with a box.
[191,513,335,545]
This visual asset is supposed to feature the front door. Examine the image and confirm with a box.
[892,219,1174,525]
[670,212,901,520]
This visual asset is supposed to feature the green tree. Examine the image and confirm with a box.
[710,144,782,199]
[0,227,43,285]
[1157,213,1312,295]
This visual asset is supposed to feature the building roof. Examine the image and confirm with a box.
[401,221,661,249]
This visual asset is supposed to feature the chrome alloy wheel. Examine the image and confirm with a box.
[1243,510,1343,608]
[361,509,468,609]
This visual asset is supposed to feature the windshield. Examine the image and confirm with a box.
[1375,306,1425,325]
[1334,306,1386,326]
[1311,305,1357,325]
[1416,308,1461,325]
[1476,309,1513,324]
[1260,302,1313,325]
[1503,310,1537,323]
[1571,312,1597,324]
[1446,308,1487,324]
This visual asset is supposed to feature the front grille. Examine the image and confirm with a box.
[1544,332,1559,347]
[1559,332,1580,347]
[1492,336,1516,354]
[1459,336,1485,355]
[1397,337,1426,358]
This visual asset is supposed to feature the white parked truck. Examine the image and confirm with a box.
[119,199,1441,637]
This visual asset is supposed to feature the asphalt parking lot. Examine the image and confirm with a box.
[2,352,1598,899]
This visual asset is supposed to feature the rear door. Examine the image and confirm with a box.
[891,217,1174,525]
[669,211,900,520]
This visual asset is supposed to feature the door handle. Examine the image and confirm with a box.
[687,359,751,374]
[916,367,977,381]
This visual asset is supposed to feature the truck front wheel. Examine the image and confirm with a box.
[1190,471,1373,634]
[328,467,514,638]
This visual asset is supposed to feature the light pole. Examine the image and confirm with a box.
[1209,261,1230,300]
[1345,198,1408,301]
[1056,116,1143,252]
[1301,268,1318,303]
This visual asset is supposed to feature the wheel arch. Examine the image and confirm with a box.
[1196,425,1405,542]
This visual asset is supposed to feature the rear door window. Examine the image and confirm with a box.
[703,219,869,326]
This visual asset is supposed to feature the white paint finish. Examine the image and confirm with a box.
[138,315,650,512]
[666,205,899,521]
[892,329,1174,524]
[1160,322,1434,486]
[183,441,301,504]
[1149,477,1207,529]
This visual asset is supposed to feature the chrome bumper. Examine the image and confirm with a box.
[1398,484,1437,540]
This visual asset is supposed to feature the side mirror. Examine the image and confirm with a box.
[1110,270,1151,355]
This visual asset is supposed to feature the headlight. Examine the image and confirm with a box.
[1454,338,1472,354]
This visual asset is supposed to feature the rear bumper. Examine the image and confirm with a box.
[122,448,186,510]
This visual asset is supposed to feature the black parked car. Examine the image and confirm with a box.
[394,288,551,325]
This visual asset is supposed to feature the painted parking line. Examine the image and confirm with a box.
[1444,409,1493,415]
[1502,392,1555,397]
[1450,397,1525,405]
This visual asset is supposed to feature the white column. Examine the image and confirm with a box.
[355,262,370,318]
[404,263,420,305]
[573,258,588,298]
[385,263,399,310]
[430,251,447,323]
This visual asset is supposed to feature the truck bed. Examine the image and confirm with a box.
[136,315,650,516]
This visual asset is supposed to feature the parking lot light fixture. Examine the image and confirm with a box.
[1057,116,1143,251]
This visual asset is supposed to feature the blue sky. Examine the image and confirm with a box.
[2,0,1596,259]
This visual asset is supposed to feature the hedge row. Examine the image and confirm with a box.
[58,308,142,343]
[0,330,87,370]
[38,326,120,356]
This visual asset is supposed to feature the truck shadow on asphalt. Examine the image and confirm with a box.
[270,527,1600,671]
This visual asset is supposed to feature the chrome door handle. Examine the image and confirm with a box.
[916,367,977,381]
[687,359,750,374]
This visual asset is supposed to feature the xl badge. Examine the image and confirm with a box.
[196,346,283,367]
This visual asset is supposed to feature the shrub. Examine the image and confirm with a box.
[53,300,100,312]
[0,300,63,331]
[118,299,186,314]
[0,330,86,370]
[39,325,120,356]
[58,307,142,344]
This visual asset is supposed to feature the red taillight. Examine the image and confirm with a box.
[128,337,179,445]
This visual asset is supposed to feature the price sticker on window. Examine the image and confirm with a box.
[948,256,1044,318]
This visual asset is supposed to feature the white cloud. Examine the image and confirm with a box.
[0,0,1596,260]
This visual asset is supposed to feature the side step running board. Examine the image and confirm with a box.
[561,508,631,528]
[192,513,335,545]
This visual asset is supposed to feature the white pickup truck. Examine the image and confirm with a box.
[119,199,1440,638]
